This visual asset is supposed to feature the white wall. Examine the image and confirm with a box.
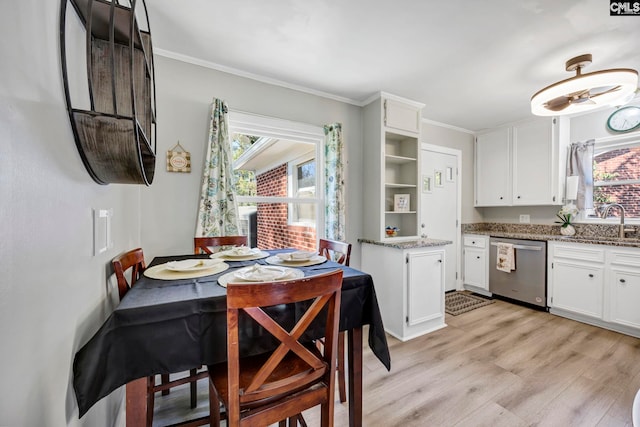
[1,1,141,426]
[142,55,365,266]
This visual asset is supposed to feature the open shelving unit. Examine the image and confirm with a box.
[60,0,156,185]
[363,93,424,241]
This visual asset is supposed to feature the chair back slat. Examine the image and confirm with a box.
[194,236,248,254]
[318,238,351,266]
[112,248,146,301]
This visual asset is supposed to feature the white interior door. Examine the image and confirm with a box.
[420,146,460,292]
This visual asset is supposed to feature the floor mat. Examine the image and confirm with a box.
[445,291,494,316]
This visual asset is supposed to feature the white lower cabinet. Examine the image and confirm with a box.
[551,260,604,318]
[609,268,640,329]
[462,234,489,293]
[361,242,446,341]
[548,242,640,337]
[608,248,640,330]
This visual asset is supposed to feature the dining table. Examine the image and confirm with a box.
[73,249,391,426]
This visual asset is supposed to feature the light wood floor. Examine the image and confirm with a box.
[153,299,640,426]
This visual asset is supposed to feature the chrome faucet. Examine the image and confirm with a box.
[601,203,633,238]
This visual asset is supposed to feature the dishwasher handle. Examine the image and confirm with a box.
[490,242,542,251]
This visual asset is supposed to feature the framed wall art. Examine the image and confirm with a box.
[422,175,432,193]
[167,141,191,173]
[394,194,410,212]
[434,170,444,187]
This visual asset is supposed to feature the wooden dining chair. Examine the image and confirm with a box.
[112,248,207,426]
[194,236,248,254]
[207,269,343,427]
[318,238,352,404]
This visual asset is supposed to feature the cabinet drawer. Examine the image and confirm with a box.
[552,244,605,263]
[610,249,640,267]
[463,236,487,248]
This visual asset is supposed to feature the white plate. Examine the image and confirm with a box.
[218,267,304,287]
[265,255,327,267]
[224,247,261,258]
[210,250,270,261]
[276,251,317,262]
[166,259,223,272]
[234,265,289,281]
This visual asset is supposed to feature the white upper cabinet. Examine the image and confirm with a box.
[384,98,421,135]
[475,116,569,207]
[475,127,511,206]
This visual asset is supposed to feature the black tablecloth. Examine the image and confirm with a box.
[73,250,391,417]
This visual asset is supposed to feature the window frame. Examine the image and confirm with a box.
[228,110,325,237]
[287,152,317,226]
[576,132,640,224]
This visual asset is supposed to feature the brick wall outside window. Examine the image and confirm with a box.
[255,164,316,250]
[594,147,640,217]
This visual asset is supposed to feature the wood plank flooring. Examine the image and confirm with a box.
[153,299,640,426]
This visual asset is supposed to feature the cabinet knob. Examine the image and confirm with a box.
[620,278,626,283]
[588,274,594,278]
[517,196,521,199]
[438,259,442,263]
[476,256,480,259]
[499,196,503,200]
[472,241,476,244]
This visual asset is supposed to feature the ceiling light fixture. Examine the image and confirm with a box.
[531,54,638,116]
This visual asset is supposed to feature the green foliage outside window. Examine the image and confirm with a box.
[231,133,258,196]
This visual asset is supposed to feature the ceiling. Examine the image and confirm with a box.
[146,0,640,132]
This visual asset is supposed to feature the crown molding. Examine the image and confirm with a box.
[154,48,362,106]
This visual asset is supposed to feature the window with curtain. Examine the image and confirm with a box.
[228,111,325,251]
[593,140,640,219]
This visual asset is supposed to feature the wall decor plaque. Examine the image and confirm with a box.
[167,142,191,173]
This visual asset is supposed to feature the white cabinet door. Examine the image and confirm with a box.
[407,251,444,326]
[464,247,487,290]
[512,119,556,205]
[551,261,604,318]
[384,99,420,134]
[609,268,640,329]
[475,127,511,206]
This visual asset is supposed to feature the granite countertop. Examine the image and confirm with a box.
[358,238,452,249]
[463,224,640,248]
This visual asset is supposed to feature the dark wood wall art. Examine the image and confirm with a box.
[60,0,156,185]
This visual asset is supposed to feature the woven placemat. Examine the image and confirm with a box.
[445,291,494,316]
[143,262,229,280]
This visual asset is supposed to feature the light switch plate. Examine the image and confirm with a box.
[93,208,113,256]
[519,214,530,224]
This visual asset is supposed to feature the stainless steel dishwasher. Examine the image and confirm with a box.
[489,237,547,308]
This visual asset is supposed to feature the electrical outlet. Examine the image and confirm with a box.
[519,214,530,224]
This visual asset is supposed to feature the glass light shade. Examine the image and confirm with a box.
[531,69,638,116]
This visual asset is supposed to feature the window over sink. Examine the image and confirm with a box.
[591,137,640,220]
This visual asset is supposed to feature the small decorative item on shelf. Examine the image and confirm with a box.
[385,226,399,237]
[556,204,578,236]
[394,194,410,212]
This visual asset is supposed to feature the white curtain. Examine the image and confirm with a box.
[195,98,239,237]
[567,139,595,212]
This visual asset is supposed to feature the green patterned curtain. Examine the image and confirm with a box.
[324,123,345,241]
[195,98,239,237]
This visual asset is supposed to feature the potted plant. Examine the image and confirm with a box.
[556,204,578,236]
